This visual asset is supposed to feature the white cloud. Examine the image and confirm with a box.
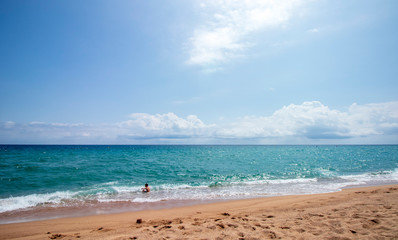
[118,113,214,138]
[2,121,15,129]
[1,101,397,144]
[187,0,310,66]
[0,122,97,143]
[216,101,398,140]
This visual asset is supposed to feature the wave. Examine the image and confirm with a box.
[1,169,397,213]
[0,191,76,213]
[339,169,398,185]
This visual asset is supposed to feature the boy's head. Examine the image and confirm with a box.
[145,183,148,187]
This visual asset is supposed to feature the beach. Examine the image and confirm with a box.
[1,184,397,240]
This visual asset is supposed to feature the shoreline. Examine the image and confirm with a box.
[1,184,397,239]
[0,198,225,225]
[3,181,397,226]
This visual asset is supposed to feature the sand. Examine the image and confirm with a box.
[0,184,397,240]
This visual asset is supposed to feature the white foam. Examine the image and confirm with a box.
[155,183,206,190]
[264,178,317,185]
[1,169,397,213]
[339,169,398,183]
[110,186,142,193]
[0,191,75,213]
[132,198,164,203]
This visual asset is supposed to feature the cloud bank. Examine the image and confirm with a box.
[216,101,398,140]
[187,0,309,66]
[1,101,397,144]
[117,113,215,139]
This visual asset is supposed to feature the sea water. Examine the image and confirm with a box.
[1,145,397,223]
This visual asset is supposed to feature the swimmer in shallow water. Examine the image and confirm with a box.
[142,183,150,193]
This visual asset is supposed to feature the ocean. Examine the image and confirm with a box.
[1,145,397,224]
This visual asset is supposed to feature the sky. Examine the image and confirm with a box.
[0,0,398,144]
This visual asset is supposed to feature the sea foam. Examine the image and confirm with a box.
[1,169,397,213]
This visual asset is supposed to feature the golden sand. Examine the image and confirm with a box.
[1,185,397,240]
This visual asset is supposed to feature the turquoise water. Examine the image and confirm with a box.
[1,145,398,222]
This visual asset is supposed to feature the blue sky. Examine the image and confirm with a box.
[1,0,397,144]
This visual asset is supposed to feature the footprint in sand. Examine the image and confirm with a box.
[207,225,216,230]
[227,223,239,228]
[178,225,185,230]
[173,218,184,224]
[263,230,277,239]
[308,213,324,217]
[192,221,202,226]
[159,225,172,230]
[92,227,113,233]
[370,219,380,224]
[49,233,65,239]
[254,223,270,229]
[73,233,81,238]
[216,223,225,229]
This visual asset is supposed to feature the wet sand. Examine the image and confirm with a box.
[0,184,397,239]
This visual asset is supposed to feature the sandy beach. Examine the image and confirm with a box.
[0,184,397,240]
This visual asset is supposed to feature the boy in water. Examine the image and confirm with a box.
[142,183,150,192]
